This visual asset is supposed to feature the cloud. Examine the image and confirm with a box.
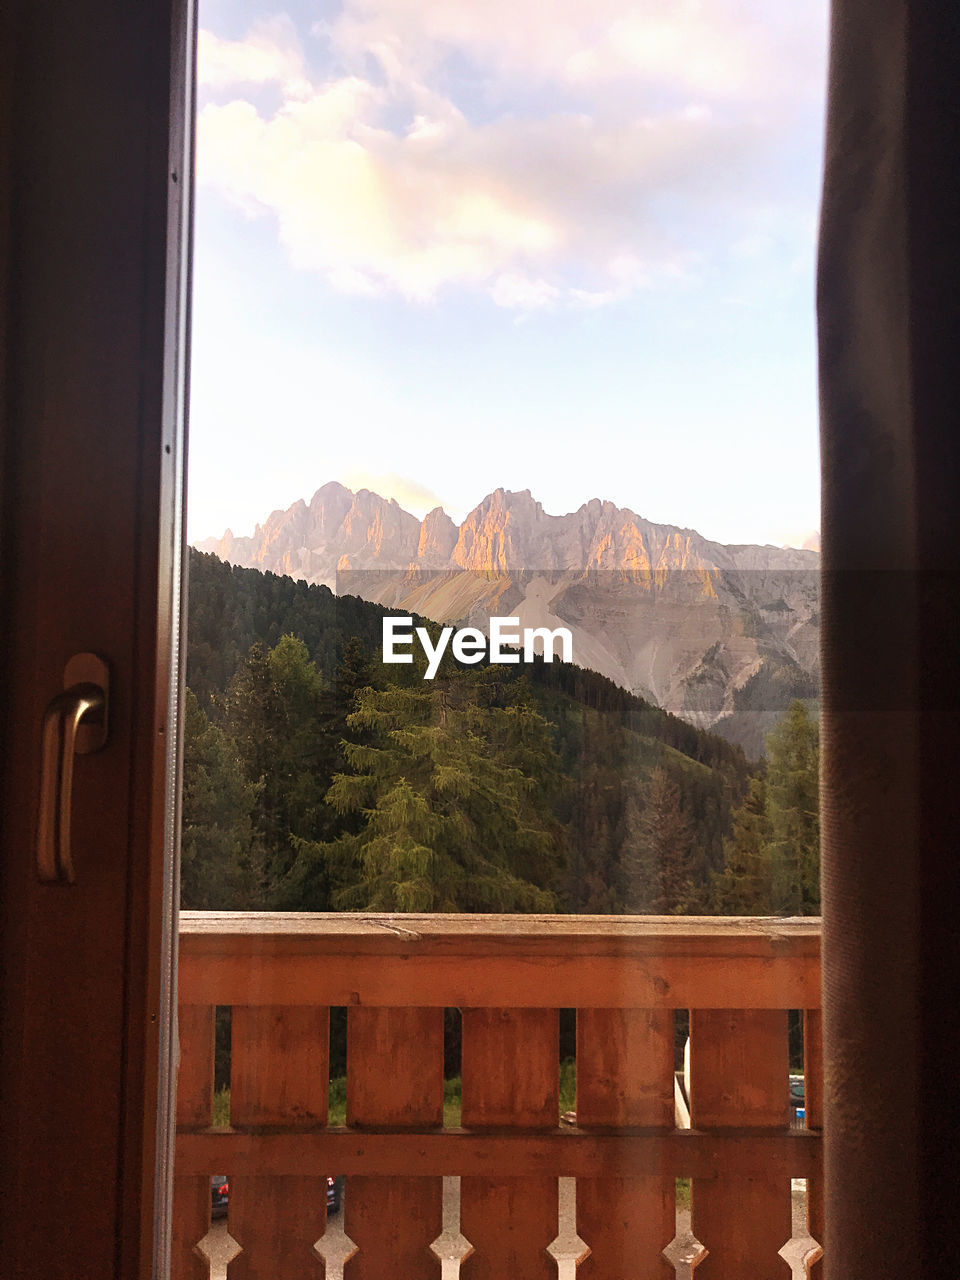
[197,17,312,99]
[489,273,563,312]
[330,0,828,102]
[342,471,446,516]
[196,2,827,309]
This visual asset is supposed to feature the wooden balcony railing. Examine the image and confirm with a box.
[173,913,823,1278]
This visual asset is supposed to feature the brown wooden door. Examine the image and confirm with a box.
[0,1,192,1276]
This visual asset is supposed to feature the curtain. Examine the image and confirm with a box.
[818,2,960,1273]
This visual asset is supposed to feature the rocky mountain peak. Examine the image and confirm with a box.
[198,481,819,582]
[195,481,820,752]
[418,506,458,562]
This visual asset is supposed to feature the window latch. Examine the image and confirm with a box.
[37,653,110,883]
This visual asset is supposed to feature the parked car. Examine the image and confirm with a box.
[789,1074,805,1122]
[211,1177,229,1220]
[210,1175,342,1219]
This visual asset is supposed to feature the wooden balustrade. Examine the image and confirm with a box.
[174,913,823,1277]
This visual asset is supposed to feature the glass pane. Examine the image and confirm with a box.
[175,3,827,1275]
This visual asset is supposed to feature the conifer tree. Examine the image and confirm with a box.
[713,775,775,913]
[329,636,375,721]
[222,636,333,901]
[267,633,333,839]
[180,689,263,908]
[766,700,820,913]
[622,766,693,913]
[712,701,820,915]
[565,710,624,911]
[292,678,566,912]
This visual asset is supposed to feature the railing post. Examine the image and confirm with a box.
[460,1008,559,1280]
[229,1007,329,1278]
[576,1008,676,1277]
[344,1006,444,1278]
[690,1009,792,1279]
[172,1003,215,1280]
[804,1008,824,1275]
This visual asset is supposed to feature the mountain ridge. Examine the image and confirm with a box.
[198,482,819,580]
[196,482,820,754]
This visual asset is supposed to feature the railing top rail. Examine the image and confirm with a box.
[178,914,821,1009]
[180,911,820,945]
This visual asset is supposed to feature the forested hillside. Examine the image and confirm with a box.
[183,550,816,915]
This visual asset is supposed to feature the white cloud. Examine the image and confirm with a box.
[331,0,827,102]
[490,273,562,312]
[342,471,446,516]
[775,528,820,552]
[199,87,572,301]
[196,1,827,309]
[197,17,312,99]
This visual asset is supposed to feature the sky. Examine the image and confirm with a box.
[188,0,829,550]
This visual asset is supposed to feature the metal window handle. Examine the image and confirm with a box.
[37,653,110,883]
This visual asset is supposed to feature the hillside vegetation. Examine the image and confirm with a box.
[183,550,817,915]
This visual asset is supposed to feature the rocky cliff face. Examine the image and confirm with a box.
[197,484,820,754]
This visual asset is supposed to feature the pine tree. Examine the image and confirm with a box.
[766,701,820,913]
[329,636,375,721]
[292,678,566,912]
[713,775,775,913]
[180,689,263,908]
[712,701,820,915]
[222,641,285,851]
[221,636,334,902]
[266,633,333,842]
[564,710,622,911]
[622,766,693,913]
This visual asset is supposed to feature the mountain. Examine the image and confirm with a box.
[197,484,820,754]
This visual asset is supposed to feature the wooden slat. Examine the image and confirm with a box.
[176,1126,824,1180]
[579,1008,673,1275]
[804,1009,824,1276]
[460,1009,558,1280]
[179,914,821,1011]
[172,1005,214,1280]
[576,1009,675,1278]
[228,1006,329,1279]
[576,1009,675,1128]
[690,1010,792,1280]
[172,1176,213,1280]
[346,1006,444,1129]
[461,1009,559,1128]
[345,1007,443,1279]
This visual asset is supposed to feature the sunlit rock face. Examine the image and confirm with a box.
[197,484,820,754]
[417,506,459,565]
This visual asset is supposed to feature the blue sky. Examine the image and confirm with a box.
[189,0,828,549]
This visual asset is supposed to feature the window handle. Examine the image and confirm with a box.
[37,653,110,883]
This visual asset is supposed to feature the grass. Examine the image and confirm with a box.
[211,1059,580,1130]
[329,1075,346,1125]
[558,1058,577,1113]
[444,1076,461,1127]
[212,1086,230,1128]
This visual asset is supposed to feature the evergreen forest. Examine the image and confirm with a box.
[183,550,820,916]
